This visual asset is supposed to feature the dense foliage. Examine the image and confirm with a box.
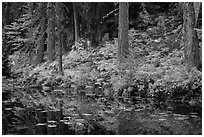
[2,2,202,135]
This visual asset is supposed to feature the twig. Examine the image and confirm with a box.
[103,8,119,19]
[194,28,202,32]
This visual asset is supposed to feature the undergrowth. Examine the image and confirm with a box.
[5,13,202,135]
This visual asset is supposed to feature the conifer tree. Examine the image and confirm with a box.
[117,2,129,64]
[56,2,63,74]
[47,2,55,62]
[183,2,201,70]
[35,3,47,65]
[73,2,79,44]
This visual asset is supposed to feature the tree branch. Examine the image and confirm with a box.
[103,8,119,19]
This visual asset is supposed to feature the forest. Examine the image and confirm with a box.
[2,2,202,135]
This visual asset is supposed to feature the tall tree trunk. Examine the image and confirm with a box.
[27,2,33,17]
[47,2,55,62]
[61,32,66,54]
[183,2,201,70]
[60,5,67,54]
[96,3,101,45]
[35,4,46,65]
[56,2,63,74]
[117,2,129,64]
[27,2,34,41]
[73,2,79,44]
[2,3,11,25]
[90,3,100,47]
[193,2,201,26]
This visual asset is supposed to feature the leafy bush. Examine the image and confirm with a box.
[150,63,202,113]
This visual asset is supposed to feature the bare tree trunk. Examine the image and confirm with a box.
[27,2,33,17]
[61,6,68,54]
[193,2,201,25]
[35,4,46,65]
[47,2,55,62]
[73,2,79,44]
[27,2,34,43]
[2,3,12,25]
[117,2,129,64]
[89,3,101,47]
[56,2,63,74]
[183,2,201,70]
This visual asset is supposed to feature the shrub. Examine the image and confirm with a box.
[150,66,201,114]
